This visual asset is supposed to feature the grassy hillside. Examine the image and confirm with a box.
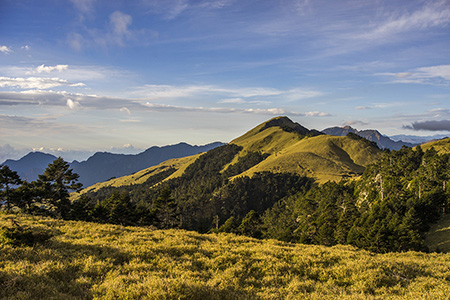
[75,155,200,196]
[1,213,450,300]
[420,137,450,154]
[233,134,382,183]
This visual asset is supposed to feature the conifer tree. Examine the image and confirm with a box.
[0,165,22,211]
[35,157,82,218]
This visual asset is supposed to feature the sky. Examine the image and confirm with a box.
[0,0,450,162]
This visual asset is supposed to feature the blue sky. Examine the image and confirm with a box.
[1,0,450,161]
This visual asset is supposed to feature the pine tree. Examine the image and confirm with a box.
[0,165,22,211]
[35,157,82,218]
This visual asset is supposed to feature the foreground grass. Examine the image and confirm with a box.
[1,213,450,300]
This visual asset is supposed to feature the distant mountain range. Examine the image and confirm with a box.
[389,134,449,144]
[321,126,418,150]
[2,142,224,187]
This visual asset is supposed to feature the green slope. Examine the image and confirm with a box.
[419,137,450,154]
[74,154,200,196]
[2,213,450,299]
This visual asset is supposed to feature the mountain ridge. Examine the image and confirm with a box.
[322,125,417,150]
[3,142,224,186]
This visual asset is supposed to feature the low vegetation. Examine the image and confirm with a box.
[1,213,450,300]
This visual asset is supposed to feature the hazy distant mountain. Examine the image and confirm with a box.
[2,142,224,187]
[2,152,57,181]
[389,134,449,144]
[322,126,417,150]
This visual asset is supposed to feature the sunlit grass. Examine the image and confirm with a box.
[1,213,450,299]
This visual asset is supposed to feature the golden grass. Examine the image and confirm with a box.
[73,155,200,197]
[233,133,382,183]
[1,213,450,300]
[419,137,450,155]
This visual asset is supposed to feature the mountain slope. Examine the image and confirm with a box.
[322,126,417,150]
[70,142,224,186]
[419,137,450,154]
[3,142,223,187]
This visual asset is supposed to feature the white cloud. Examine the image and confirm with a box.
[219,98,246,104]
[21,45,30,51]
[120,107,131,114]
[0,46,12,54]
[67,99,82,110]
[30,64,69,74]
[305,111,330,117]
[0,77,85,90]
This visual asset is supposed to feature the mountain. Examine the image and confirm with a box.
[322,126,417,150]
[2,152,57,181]
[82,116,382,195]
[70,142,224,187]
[3,142,224,186]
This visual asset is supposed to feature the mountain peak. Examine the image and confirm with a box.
[258,116,319,136]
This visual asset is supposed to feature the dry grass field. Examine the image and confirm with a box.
[1,213,450,300]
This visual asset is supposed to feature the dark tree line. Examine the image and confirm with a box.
[0,157,82,218]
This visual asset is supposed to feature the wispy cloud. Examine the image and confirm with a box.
[131,84,322,101]
[0,77,85,89]
[70,0,96,14]
[353,1,450,42]
[144,102,309,116]
[142,0,235,20]
[68,10,156,50]
[378,64,450,85]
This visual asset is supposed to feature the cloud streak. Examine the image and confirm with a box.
[378,65,450,85]
[0,77,85,89]
[404,120,450,132]
[0,89,329,118]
